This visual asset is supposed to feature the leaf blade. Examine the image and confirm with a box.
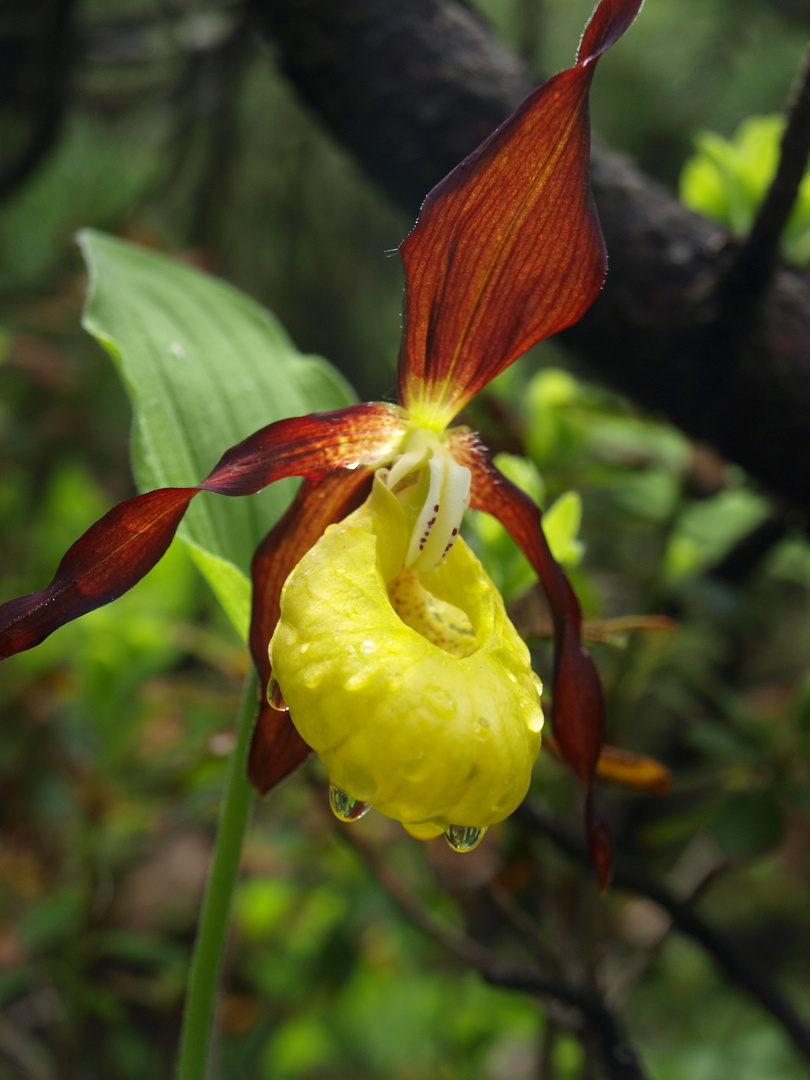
[79,230,356,636]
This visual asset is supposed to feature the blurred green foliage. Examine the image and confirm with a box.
[468,448,583,605]
[680,114,810,263]
[2,0,810,1078]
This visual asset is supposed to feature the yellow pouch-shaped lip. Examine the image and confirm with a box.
[269,473,543,832]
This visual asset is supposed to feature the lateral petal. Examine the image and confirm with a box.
[0,404,404,659]
[201,403,404,496]
[451,431,611,885]
[0,488,197,657]
[397,0,643,427]
[248,468,376,794]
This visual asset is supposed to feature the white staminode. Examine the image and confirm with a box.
[385,428,471,572]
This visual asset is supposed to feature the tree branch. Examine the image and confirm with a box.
[254,0,810,512]
[515,798,810,1064]
[0,0,77,199]
[335,818,649,1080]
[720,41,810,313]
[483,969,648,1080]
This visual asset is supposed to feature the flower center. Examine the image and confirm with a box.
[387,568,477,658]
[384,428,471,572]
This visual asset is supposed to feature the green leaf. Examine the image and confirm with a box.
[542,490,584,568]
[711,791,785,858]
[663,487,770,583]
[79,230,355,638]
[524,367,583,466]
[679,115,810,267]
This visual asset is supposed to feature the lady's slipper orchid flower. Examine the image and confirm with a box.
[0,0,643,884]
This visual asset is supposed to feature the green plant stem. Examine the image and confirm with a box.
[177,668,257,1080]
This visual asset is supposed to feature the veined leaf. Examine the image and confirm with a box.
[79,230,355,637]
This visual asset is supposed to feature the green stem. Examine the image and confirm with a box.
[177,668,257,1080]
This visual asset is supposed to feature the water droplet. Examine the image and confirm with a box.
[268,679,289,712]
[445,824,487,852]
[329,786,371,822]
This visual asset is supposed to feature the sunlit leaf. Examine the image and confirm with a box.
[680,114,810,266]
[542,491,584,568]
[79,230,355,636]
[663,488,770,583]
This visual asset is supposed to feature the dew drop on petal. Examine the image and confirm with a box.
[268,679,289,712]
[329,786,371,822]
[445,824,487,852]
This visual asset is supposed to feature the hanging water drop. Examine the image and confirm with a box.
[268,678,289,712]
[329,786,371,822]
[445,824,487,852]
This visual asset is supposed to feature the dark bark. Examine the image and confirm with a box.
[767,0,810,25]
[0,0,77,197]
[516,799,810,1066]
[253,0,810,513]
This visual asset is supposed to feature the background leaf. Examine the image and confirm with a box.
[79,230,355,637]
[679,115,810,266]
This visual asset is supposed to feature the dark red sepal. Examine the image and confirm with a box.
[451,430,610,879]
[248,704,312,797]
[397,0,643,421]
[578,0,645,68]
[0,488,196,657]
[247,468,375,793]
[587,792,613,893]
[551,576,605,788]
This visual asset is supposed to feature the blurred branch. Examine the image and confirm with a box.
[483,969,648,1080]
[0,0,77,198]
[605,837,728,1005]
[0,1011,55,1080]
[336,821,649,1080]
[488,877,564,969]
[706,510,791,586]
[188,16,255,247]
[255,0,810,513]
[336,825,492,969]
[82,3,240,65]
[719,42,810,314]
[515,798,810,1064]
[766,0,810,26]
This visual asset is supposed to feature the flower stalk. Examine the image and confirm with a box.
[176,669,256,1080]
